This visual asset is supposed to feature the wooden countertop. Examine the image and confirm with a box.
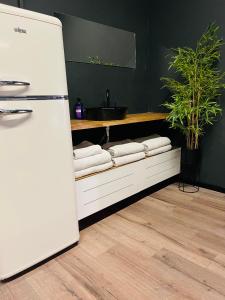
[71,112,168,131]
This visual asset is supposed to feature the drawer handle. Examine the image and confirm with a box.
[83,173,133,192]
[84,184,134,205]
[0,80,30,86]
[146,166,179,179]
[0,108,33,115]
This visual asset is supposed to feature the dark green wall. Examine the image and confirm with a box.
[21,0,150,117]
[149,0,225,190]
[0,0,17,5]
[2,0,225,190]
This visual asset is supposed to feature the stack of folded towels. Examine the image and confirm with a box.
[73,141,113,178]
[135,134,172,157]
[103,139,146,167]
[73,135,172,177]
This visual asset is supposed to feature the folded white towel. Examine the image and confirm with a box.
[74,150,112,172]
[75,161,113,179]
[134,134,160,143]
[142,137,171,151]
[146,144,172,157]
[108,142,146,158]
[112,152,145,167]
[73,144,103,160]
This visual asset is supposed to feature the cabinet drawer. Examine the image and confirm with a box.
[75,162,140,220]
[142,149,181,190]
[145,157,180,178]
[143,164,180,190]
[144,148,181,168]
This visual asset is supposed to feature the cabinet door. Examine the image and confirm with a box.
[0,100,79,279]
[0,8,67,97]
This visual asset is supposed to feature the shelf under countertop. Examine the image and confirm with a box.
[71,112,168,131]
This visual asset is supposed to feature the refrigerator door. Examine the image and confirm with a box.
[0,4,67,97]
[0,100,79,279]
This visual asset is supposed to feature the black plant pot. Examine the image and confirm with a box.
[179,147,201,193]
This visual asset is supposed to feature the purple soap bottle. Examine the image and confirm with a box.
[75,98,84,119]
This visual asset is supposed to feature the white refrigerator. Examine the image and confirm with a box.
[0,4,79,280]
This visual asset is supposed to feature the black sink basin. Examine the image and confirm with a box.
[86,107,128,121]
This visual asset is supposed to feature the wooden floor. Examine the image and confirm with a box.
[1,184,225,300]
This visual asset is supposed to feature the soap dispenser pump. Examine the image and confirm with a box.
[106,88,111,108]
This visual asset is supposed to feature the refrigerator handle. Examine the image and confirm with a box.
[0,109,33,115]
[0,81,30,86]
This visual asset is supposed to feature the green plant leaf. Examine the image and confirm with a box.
[160,23,224,150]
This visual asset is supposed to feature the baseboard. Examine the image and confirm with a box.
[197,181,225,194]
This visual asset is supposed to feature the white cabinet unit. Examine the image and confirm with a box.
[76,148,181,220]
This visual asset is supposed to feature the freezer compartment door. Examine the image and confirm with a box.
[0,11,67,97]
[0,100,79,279]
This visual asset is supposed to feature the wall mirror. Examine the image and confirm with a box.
[55,13,136,69]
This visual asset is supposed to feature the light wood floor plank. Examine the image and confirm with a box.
[150,249,225,300]
[1,184,225,299]
[154,248,225,297]
[153,188,225,222]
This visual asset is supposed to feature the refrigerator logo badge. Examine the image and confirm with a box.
[14,27,27,34]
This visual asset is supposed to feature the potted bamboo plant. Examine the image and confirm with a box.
[161,23,225,191]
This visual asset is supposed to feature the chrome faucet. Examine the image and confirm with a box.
[106,88,110,107]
